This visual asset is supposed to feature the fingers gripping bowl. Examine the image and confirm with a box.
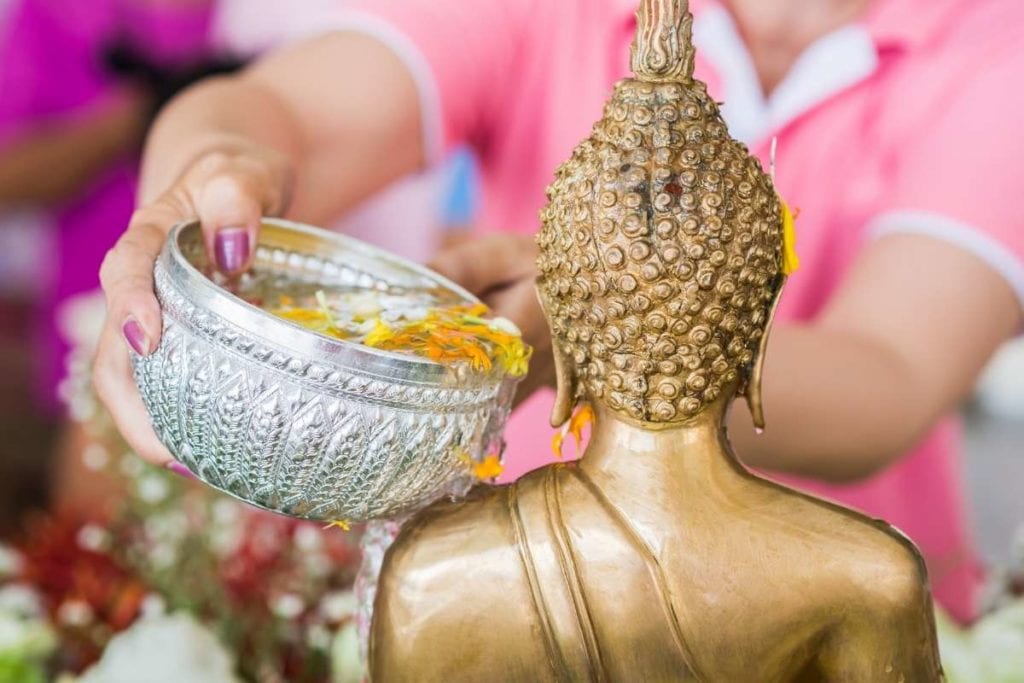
[131,219,523,523]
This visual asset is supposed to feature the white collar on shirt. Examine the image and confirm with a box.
[693,4,879,146]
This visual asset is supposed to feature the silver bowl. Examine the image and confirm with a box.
[132,219,519,523]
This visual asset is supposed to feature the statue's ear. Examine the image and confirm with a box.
[743,275,786,431]
[536,284,579,428]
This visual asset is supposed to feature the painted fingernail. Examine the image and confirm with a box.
[214,227,250,273]
[166,461,196,480]
[122,318,149,355]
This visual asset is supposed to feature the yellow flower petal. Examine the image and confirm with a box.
[455,447,504,481]
[551,404,595,459]
[323,520,351,532]
[363,319,394,348]
[552,429,566,459]
[569,404,595,445]
[270,297,530,378]
[471,454,504,481]
[781,201,801,276]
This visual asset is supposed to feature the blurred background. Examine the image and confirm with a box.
[0,0,1021,680]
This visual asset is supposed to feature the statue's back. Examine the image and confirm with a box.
[371,466,701,682]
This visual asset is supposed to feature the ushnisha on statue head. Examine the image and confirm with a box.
[537,0,794,432]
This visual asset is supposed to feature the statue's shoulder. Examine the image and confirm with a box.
[382,463,589,575]
[371,482,557,682]
[750,478,931,610]
[384,483,517,572]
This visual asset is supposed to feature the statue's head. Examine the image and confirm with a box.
[536,0,787,429]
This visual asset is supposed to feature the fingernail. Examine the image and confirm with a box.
[166,461,196,480]
[122,318,149,355]
[215,227,250,273]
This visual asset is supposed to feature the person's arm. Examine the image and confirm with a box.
[136,33,426,215]
[93,32,425,465]
[728,232,1020,482]
[727,42,1024,481]
[0,91,149,206]
[95,0,542,466]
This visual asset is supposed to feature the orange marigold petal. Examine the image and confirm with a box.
[472,454,504,480]
[568,404,595,446]
[552,429,566,460]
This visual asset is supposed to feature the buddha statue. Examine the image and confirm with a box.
[369,0,944,680]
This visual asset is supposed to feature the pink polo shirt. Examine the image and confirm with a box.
[335,0,1024,623]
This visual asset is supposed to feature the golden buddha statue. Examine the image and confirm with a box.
[369,1,944,680]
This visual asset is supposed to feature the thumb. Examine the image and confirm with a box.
[196,173,263,275]
[181,151,290,275]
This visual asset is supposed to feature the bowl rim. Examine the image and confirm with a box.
[158,218,501,387]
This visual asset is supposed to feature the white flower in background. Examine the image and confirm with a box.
[293,525,323,553]
[56,291,106,354]
[330,621,363,683]
[137,474,171,505]
[0,586,54,663]
[208,501,244,557]
[294,527,330,578]
[306,623,332,651]
[56,600,94,628]
[80,444,110,472]
[148,543,178,570]
[208,525,243,557]
[0,546,22,579]
[319,591,357,624]
[75,524,110,553]
[144,509,189,543]
[119,455,143,478]
[0,585,42,617]
[938,602,1024,683]
[212,499,240,524]
[78,614,241,683]
[0,611,55,659]
[56,291,107,423]
[270,593,305,620]
[140,594,167,620]
[303,553,331,579]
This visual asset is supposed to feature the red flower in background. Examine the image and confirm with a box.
[14,515,147,672]
[3,470,364,682]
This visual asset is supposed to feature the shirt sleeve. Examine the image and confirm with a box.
[335,0,538,164]
[868,47,1024,309]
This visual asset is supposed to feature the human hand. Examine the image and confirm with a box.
[429,233,554,404]
[93,145,292,466]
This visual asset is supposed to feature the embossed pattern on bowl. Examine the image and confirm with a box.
[132,219,518,523]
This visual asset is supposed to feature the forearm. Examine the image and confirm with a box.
[138,76,303,205]
[0,93,148,205]
[139,33,426,223]
[728,325,935,482]
[727,235,1020,483]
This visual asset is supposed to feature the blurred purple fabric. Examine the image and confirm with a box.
[0,0,214,411]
